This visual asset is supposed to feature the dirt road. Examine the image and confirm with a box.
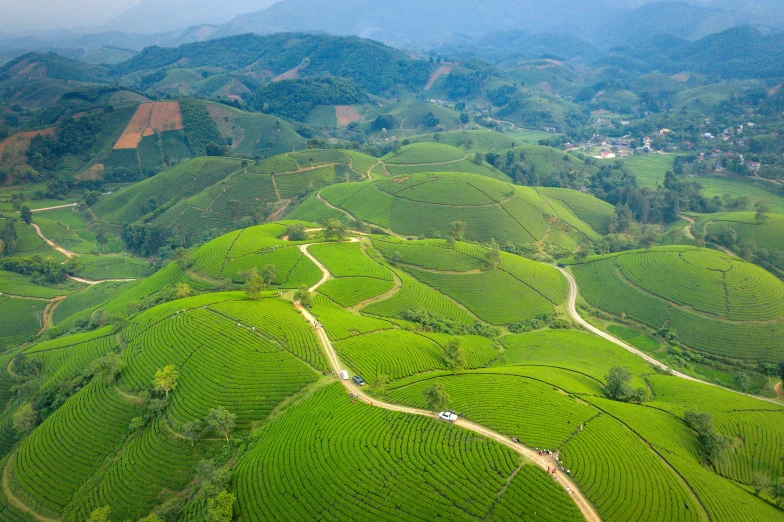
[29,203,77,213]
[557,267,780,405]
[30,223,76,260]
[296,243,601,522]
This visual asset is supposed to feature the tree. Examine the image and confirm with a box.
[182,420,204,447]
[755,200,770,223]
[371,374,389,396]
[229,199,241,221]
[243,268,265,300]
[773,477,784,508]
[752,472,771,496]
[684,409,730,464]
[207,490,235,522]
[449,221,466,242]
[323,218,347,240]
[262,264,277,286]
[485,239,501,269]
[604,367,634,401]
[294,287,312,308]
[87,353,126,385]
[12,402,37,434]
[390,251,403,266]
[422,383,450,413]
[286,223,306,241]
[153,365,179,398]
[443,339,466,372]
[87,506,112,522]
[95,230,108,248]
[575,249,589,263]
[206,406,236,442]
[20,206,32,225]
[175,247,191,268]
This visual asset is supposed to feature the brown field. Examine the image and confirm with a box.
[113,101,184,149]
[273,66,300,82]
[335,106,361,126]
[671,73,691,83]
[425,65,452,92]
[0,129,55,167]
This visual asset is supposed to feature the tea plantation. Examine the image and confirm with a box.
[1,152,784,522]
[572,246,784,361]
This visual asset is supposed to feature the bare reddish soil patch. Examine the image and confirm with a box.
[113,102,184,149]
[425,65,452,92]
[0,129,55,166]
[335,106,361,126]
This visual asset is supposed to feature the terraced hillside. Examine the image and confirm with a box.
[572,245,784,361]
[319,171,603,249]
[0,222,782,522]
[381,142,512,181]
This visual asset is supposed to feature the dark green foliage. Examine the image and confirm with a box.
[121,222,171,256]
[400,309,499,338]
[115,34,429,96]
[27,115,104,172]
[250,77,364,122]
[180,98,222,157]
[0,221,18,255]
[0,255,67,284]
[508,313,571,333]
[684,409,731,464]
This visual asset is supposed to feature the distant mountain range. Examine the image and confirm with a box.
[0,0,782,67]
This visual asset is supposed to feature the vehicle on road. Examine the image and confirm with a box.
[352,375,365,386]
[340,370,349,380]
[438,411,458,423]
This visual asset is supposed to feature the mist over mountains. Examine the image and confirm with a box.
[0,0,783,65]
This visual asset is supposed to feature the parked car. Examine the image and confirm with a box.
[352,375,365,386]
[438,411,458,423]
[340,370,349,380]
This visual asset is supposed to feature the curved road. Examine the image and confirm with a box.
[298,243,601,522]
[557,267,780,404]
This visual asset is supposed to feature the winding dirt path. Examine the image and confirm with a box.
[681,215,695,240]
[296,242,601,522]
[557,267,780,405]
[30,223,76,260]
[2,454,59,522]
[30,204,77,213]
[67,276,136,285]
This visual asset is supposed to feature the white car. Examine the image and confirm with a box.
[340,370,349,380]
[438,411,458,423]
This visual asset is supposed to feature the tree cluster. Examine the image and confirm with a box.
[250,77,364,122]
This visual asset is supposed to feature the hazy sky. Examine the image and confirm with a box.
[0,0,141,33]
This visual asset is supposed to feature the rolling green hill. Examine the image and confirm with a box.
[318,171,603,249]
[572,245,784,362]
[0,219,781,522]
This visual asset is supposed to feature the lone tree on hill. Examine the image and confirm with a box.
[208,490,235,522]
[323,218,348,240]
[684,409,731,465]
[86,506,112,522]
[294,287,312,308]
[206,406,236,442]
[444,339,466,372]
[20,206,32,225]
[485,239,501,269]
[390,251,403,266]
[423,383,450,413]
[262,264,278,286]
[153,365,179,398]
[182,420,204,447]
[450,221,466,242]
[755,200,770,223]
[87,353,126,385]
[286,223,306,241]
[12,402,38,435]
[243,268,266,300]
[371,374,390,396]
[603,367,634,401]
